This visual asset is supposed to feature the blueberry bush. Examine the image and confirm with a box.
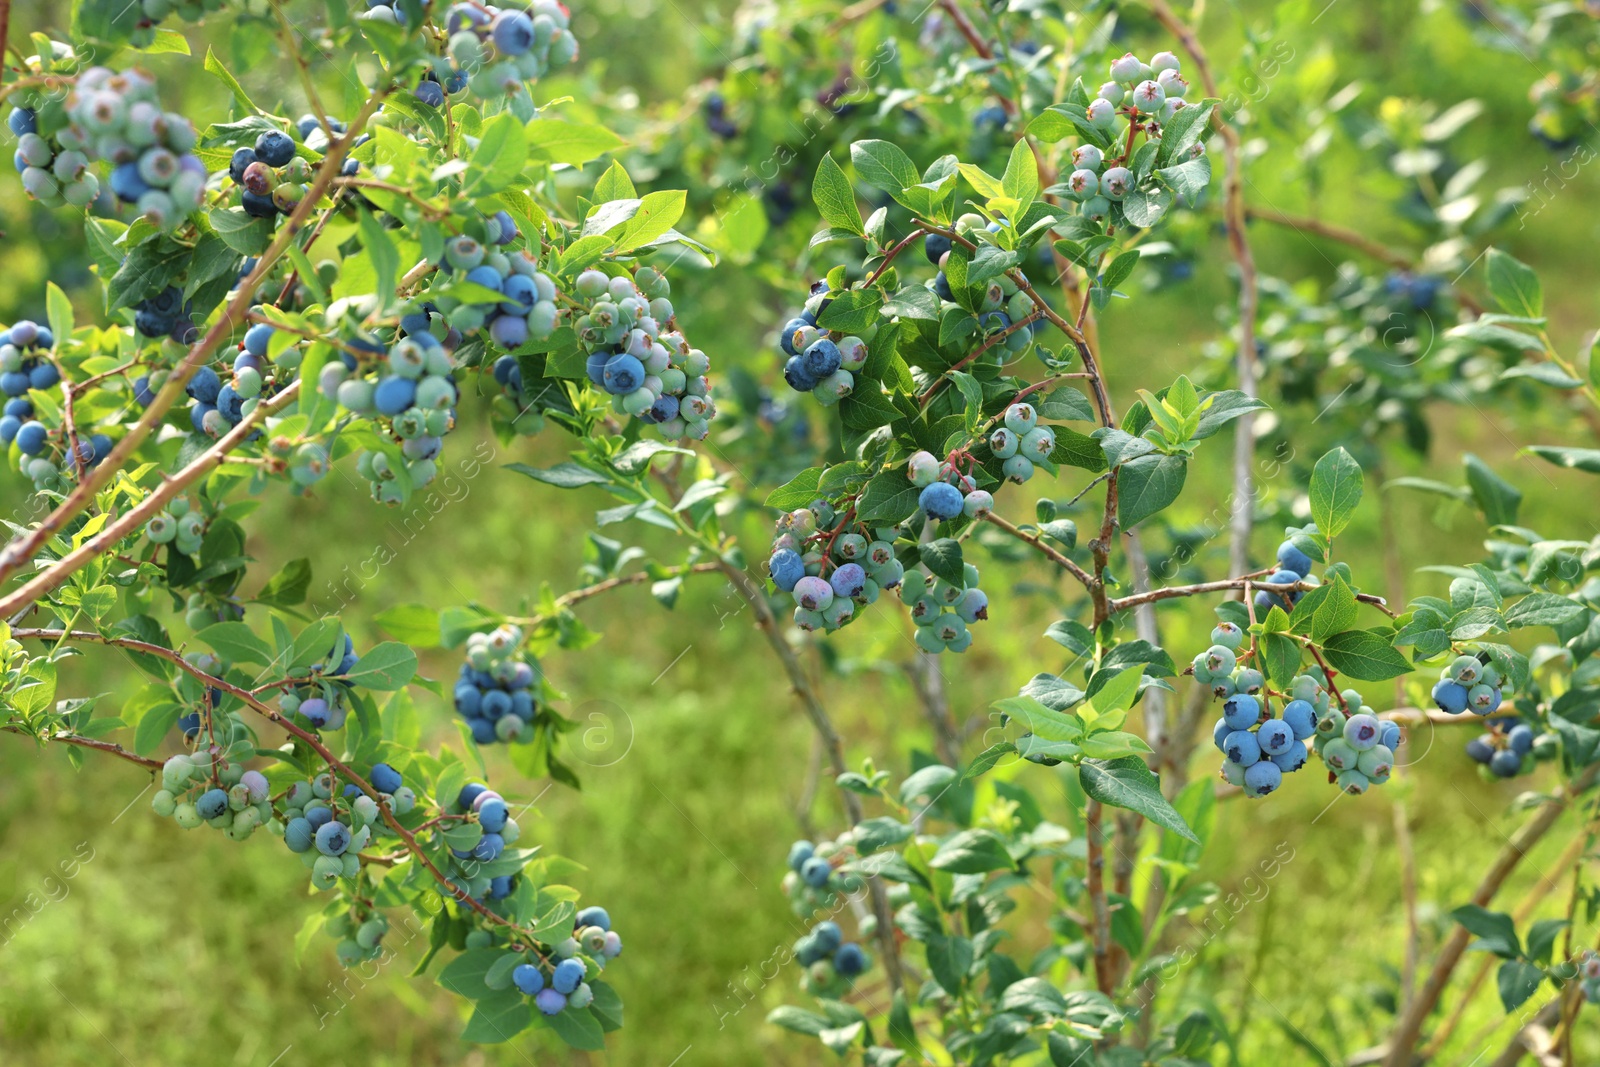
[4,0,1600,1064]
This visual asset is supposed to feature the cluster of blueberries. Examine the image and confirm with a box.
[278,634,365,731]
[398,1,578,118]
[985,402,1056,484]
[767,500,907,636]
[782,838,863,916]
[1464,712,1555,780]
[451,782,525,899]
[792,919,870,998]
[1253,529,1316,614]
[143,495,210,557]
[1381,271,1443,313]
[0,319,104,488]
[11,67,205,228]
[132,285,198,344]
[702,91,737,139]
[177,319,292,441]
[453,624,544,745]
[279,764,417,891]
[1431,652,1511,717]
[569,267,715,439]
[323,904,394,969]
[1063,51,1201,223]
[924,225,1040,362]
[505,905,622,1016]
[152,751,275,841]
[776,281,870,404]
[227,126,349,220]
[314,326,459,502]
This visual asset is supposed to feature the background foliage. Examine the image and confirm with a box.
[2,0,1599,1064]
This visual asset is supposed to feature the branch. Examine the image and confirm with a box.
[0,381,301,619]
[1145,0,1260,580]
[1086,799,1114,995]
[3,723,164,770]
[1381,762,1600,1067]
[1108,574,1396,616]
[716,560,906,997]
[0,87,385,599]
[506,563,724,627]
[982,511,1097,591]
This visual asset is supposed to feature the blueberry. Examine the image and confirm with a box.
[1431,680,1469,715]
[1508,724,1534,755]
[602,353,644,394]
[1489,749,1521,778]
[792,575,834,612]
[1343,713,1381,751]
[512,963,544,995]
[802,337,841,378]
[196,788,229,820]
[1277,539,1314,576]
[369,762,402,794]
[1212,717,1230,753]
[284,817,314,852]
[315,820,351,856]
[576,905,611,931]
[457,783,488,811]
[787,840,815,871]
[1222,729,1261,767]
[1322,738,1357,772]
[918,481,964,521]
[478,797,509,832]
[1244,760,1282,797]
[15,420,47,455]
[1380,722,1402,752]
[492,10,536,54]
[924,233,952,264]
[811,921,842,953]
[255,130,296,167]
[800,855,831,887]
[534,988,567,1015]
[186,366,222,404]
[551,958,585,994]
[229,147,257,183]
[1221,693,1259,731]
[829,562,867,600]
[1281,699,1316,740]
[1257,719,1293,756]
[835,942,868,976]
[1270,740,1308,773]
[472,832,505,861]
[1467,683,1500,713]
[1448,655,1482,685]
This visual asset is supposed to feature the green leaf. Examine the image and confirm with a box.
[1463,454,1522,527]
[856,471,920,525]
[1527,446,1600,474]
[920,538,965,585]
[505,462,610,489]
[1000,138,1039,213]
[812,153,864,234]
[854,816,913,854]
[45,282,73,348]
[1079,757,1198,842]
[195,622,275,666]
[132,701,181,756]
[462,989,533,1043]
[618,190,687,251]
[355,211,399,314]
[768,1006,831,1036]
[373,604,442,647]
[764,467,825,510]
[523,119,624,166]
[543,1005,605,1050]
[1484,248,1542,318]
[925,933,974,995]
[255,558,311,609]
[1256,632,1301,689]
[1117,454,1187,529]
[1309,448,1363,538]
[929,828,1014,873]
[1504,593,1589,629]
[850,140,919,197]
[1120,184,1172,228]
[1526,918,1569,964]
[1155,101,1215,166]
[592,160,635,201]
[1320,629,1410,681]
[1310,577,1359,643]
[203,46,257,113]
[340,642,418,690]
[1496,959,1543,1012]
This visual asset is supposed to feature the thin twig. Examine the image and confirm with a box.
[2,723,164,770]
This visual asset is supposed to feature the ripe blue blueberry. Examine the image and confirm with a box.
[1212,717,1230,753]
[602,353,644,394]
[1270,740,1308,773]
[924,233,952,264]
[534,988,567,1015]
[1432,680,1469,715]
[835,942,868,977]
[830,563,867,600]
[919,481,964,521]
[1489,749,1521,778]
[255,130,296,167]
[788,840,815,871]
[1281,699,1317,740]
[1276,539,1314,576]
[512,963,544,995]
[1508,724,1534,755]
[803,337,842,378]
[769,549,805,591]
[801,855,831,887]
[1221,693,1259,731]
[284,817,314,853]
[493,10,536,53]
[15,420,47,455]
[1380,722,1402,752]
[1244,760,1282,797]
[478,797,509,832]
[1257,719,1293,756]
[315,821,351,856]
[576,906,611,931]
[196,788,229,820]
[1222,729,1260,767]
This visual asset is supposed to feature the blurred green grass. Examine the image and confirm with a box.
[4,0,1600,1064]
